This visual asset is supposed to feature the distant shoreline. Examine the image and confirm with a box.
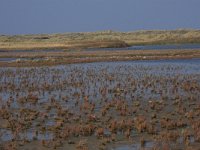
[1,29,200,50]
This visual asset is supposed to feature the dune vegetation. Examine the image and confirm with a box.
[1,29,200,50]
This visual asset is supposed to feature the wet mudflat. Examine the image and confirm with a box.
[0,49,65,53]
[0,57,53,63]
[0,59,200,150]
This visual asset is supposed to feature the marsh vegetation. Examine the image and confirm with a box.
[0,59,200,150]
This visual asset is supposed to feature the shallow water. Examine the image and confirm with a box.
[111,141,155,150]
[0,58,23,62]
[86,43,200,51]
[0,58,199,107]
[0,58,199,149]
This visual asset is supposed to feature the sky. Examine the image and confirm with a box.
[0,0,200,35]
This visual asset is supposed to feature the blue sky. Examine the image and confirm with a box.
[0,0,200,34]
